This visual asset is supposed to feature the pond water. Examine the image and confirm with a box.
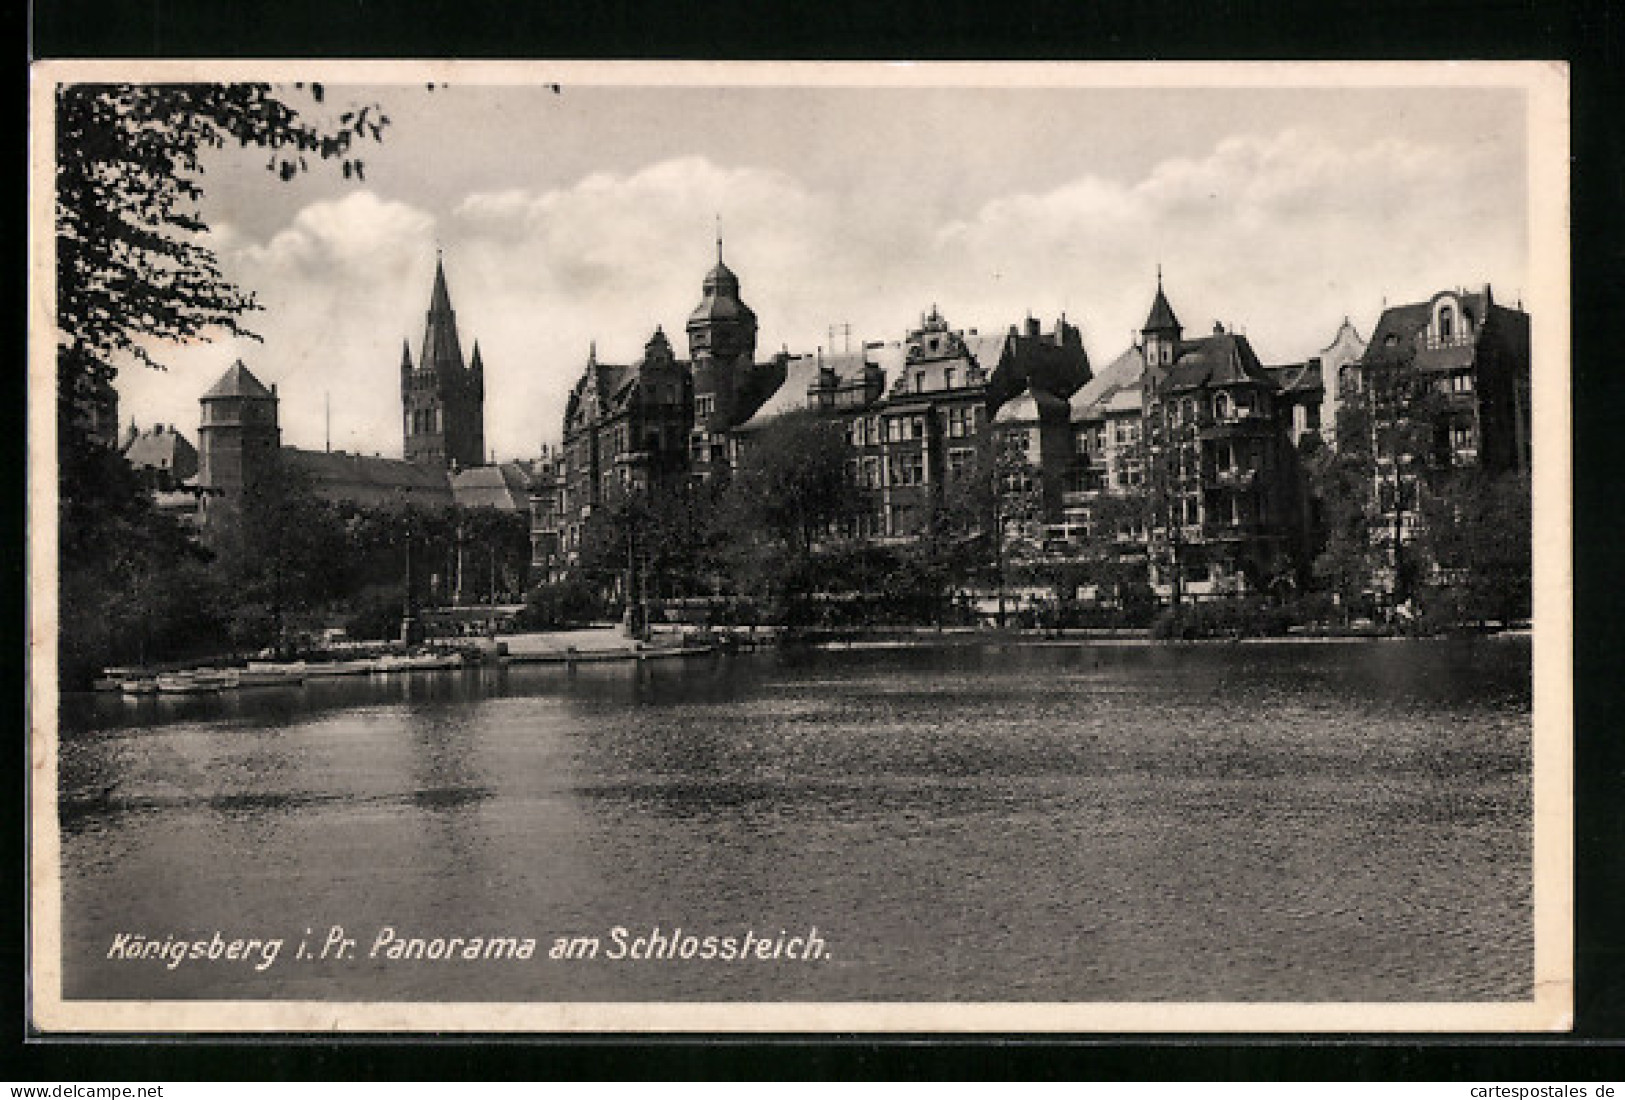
[56,637,1532,1003]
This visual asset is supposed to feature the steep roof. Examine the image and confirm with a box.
[962,332,1011,373]
[202,360,275,400]
[1265,360,1324,396]
[449,462,532,511]
[123,425,199,478]
[1161,333,1272,392]
[282,448,454,506]
[1070,345,1147,422]
[734,352,824,431]
[993,386,1068,424]
[1365,291,1496,373]
[1143,284,1181,334]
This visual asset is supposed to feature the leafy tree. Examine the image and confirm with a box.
[1303,434,1381,619]
[1417,470,1531,626]
[714,411,868,621]
[56,82,391,460]
[54,81,396,676]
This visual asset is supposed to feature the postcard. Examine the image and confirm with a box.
[29,60,1571,1032]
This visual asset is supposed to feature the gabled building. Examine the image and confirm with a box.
[1142,293,1308,596]
[1355,285,1530,474]
[1063,344,1149,545]
[122,422,199,491]
[1053,277,1309,598]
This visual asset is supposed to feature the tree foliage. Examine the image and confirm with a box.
[56,83,389,392]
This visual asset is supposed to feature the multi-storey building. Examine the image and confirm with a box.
[1062,344,1149,546]
[1049,278,1309,598]
[1354,285,1530,474]
[1342,286,1530,594]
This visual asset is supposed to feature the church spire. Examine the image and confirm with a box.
[420,254,465,377]
[428,252,454,317]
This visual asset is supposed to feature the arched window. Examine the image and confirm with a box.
[1439,305,1455,341]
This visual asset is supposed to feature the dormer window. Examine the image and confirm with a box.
[1439,305,1455,342]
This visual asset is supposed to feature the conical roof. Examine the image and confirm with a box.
[1143,283,1181,334]
[202,359,275,400]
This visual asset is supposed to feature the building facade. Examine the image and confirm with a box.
[1050,279,1311,599]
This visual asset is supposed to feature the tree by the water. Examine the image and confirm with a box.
[53,82,397,685]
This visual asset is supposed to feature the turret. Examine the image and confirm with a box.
[687,234,757,439]
[1142,267,1183,368]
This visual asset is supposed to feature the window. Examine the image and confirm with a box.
[1438,305,1454,341]
[1451,424,1476,451]
[947,447,975,477]
[912,416,926,439]
[1214,392,1231,420]
[862,456,882,487]
[944,367,956,390]
[915,371,927,394]
[696,394,716,419]
[947,406,974,438]
[887,418,904,443]
[889,453,925,486]
[1449,372,1475,394]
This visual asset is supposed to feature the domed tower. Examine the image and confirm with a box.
[686,235,758,461]
[402,254,487,469]
[1142,267,1183,369]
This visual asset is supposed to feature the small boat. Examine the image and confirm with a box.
[405,651,463,670]
[156,672,219,695]
[304,659,377,677]
[236,662,306,687]
[374,652,464,673]
[120,677,159,696]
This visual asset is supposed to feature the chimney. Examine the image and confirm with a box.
[1213,321,1225,335]
[1025,315,1040,338]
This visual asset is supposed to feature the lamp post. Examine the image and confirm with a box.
[400,510,423,646]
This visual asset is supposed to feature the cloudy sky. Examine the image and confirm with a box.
[109,71,1532,460]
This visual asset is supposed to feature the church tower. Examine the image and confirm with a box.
[402,255,486,469]
[686,234,758,473]
[1142,268,1183,369]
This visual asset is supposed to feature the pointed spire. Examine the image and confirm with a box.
[716,213,723,263]
[420,254,466,377]
[1142,269,1181,336]
[400,338,413,369]
[428,253,454,316]
[470,341,484,373]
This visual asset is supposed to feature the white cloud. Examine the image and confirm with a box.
[117,132,1525,463]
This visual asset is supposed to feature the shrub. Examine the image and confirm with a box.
[518,578,607,630]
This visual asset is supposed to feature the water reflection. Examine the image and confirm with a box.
[57,638,1532,1003]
